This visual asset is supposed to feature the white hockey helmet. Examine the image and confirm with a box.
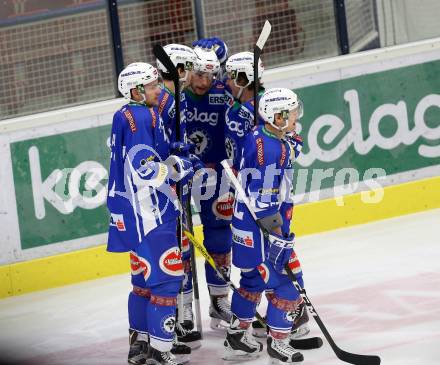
[225,51,264,84]
[193,47,220,74]
[118,62,159,100]
[156,44,196,81]
[259,88,303,130]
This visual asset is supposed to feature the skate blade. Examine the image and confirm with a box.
[290,325,310,340]
[252,327,267,338]
[210,317,229,332]
[222,348,261,362]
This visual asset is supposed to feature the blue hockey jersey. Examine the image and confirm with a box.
[184,80,233,165]
[107,103,179,253]
[224,97,262,169]
[231,125,295,268]
[158,86,187,143]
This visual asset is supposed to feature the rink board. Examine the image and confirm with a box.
[1,38,440,298]
[1,175,439,298]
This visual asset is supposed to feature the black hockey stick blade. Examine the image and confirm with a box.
[152,43,181,137]
[153,44,178,80]
[290,336,323,350]
[285,266,381,365]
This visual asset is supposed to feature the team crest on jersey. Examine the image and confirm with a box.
[130,252,152,281]
[225,137,236,160]
[110,213,126,231]
[257,263,270,284]
[209,94,224,105]
[232,227,255,248]
[212,192,235,220]
[159,247,184,276]
[161,314,176,334]
[188,129,211,156]
[285,311,296,322]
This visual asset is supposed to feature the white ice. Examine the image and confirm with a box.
[1,209,439,365]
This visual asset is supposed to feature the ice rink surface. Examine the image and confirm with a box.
[1,209,439,365]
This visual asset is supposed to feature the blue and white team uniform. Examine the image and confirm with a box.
[184,80,234,297]
[157,86,195,308]
[224,97,260,170]
[107,102,184,352]
[230,125,305,336]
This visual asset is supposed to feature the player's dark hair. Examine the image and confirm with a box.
[160,64,185,81]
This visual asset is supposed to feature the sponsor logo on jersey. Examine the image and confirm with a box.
[110,213,126,231]
[232,228,254,248]
[226,115,245,137]
[158,91,170,114]
[209,94,224,105]
[280,142,287,166]
[257,263,270,284]
[159,247,184,276]
[238,107,252,121]
[182,233,190,253]
[186,107,218,126]
[161,314,176,334]
[285,206,293,220]
[130,252,152,281]
[123,109,137,132]
[256,137,264,165]
[286,251,301,274]
[212,192,235,220]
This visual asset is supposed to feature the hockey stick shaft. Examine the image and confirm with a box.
[182,228,266,327]
[254,20,271,125]
[184,190,203,337]
[152,44,186,324]
[220,159,381,365]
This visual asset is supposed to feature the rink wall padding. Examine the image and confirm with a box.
[1,38,440,298]
[1,176,439,299]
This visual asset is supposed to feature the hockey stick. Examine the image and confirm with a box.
[220,159,381,365]
[153,44,203,335]
[182,227,321,350]
[184,192,203,337]
[253,20,271,125]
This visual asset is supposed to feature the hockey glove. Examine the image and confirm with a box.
[192,37,228,64]
[169,141,196,157]
[268,232,295,274]
[188,153,204,172]
[164,155,194,184]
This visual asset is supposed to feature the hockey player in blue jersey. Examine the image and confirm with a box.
[224,51,265,169]
[155,44,204,347]
[107,62,196,365]
[184,46,235,330]
[223,88,306,364]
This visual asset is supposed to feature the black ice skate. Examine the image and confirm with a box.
[209,294,232,331]
[251,316,267,338]
[144,346,189,365]
[175,302,202,349]
[128,329,149,365]
[267,336,304,364]
[222,315,263,361]
[171,335,191,355]
[289,301,310,340]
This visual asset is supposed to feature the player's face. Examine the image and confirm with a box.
[226,75,246,99]
[191,71,213,95]
[286,109,299,133]
[144,81,162,107]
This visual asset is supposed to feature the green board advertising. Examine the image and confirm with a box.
[10,60,440,249]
